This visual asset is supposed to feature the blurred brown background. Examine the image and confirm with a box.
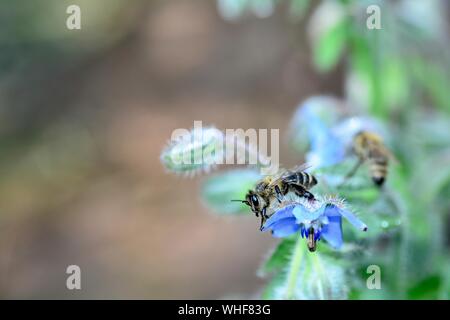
[0,0,342,298]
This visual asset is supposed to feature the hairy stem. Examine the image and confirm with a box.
[311,253,326,300]
[285,236,305,299]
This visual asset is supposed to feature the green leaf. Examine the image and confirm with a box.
[380,58,408,112]
[313,19,349,72]
[349,34,385,118]
[426,67,450,113]
[412,151,450,203]
[407,275,442,300]
[340,188,379,203]
[201,169,261,215]
[413,60,450,114]
[258,238,296,276]
[438,257,450,299]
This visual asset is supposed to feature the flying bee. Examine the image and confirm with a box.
[233,165,318,230]
[344,130,392,187]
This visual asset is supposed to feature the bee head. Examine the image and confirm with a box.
[245,191,264,215]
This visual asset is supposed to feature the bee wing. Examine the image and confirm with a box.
[368,138,398,164]
[289,163,313,173]
[382,145,399,165]
[265,168,289,187]
[267,163,313,187]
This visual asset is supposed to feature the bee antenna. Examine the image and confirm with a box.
[231,199,249,205]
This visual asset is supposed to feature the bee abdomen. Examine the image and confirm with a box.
[285,172,317,189]
[369,158,388,186]
[301,172,317,189]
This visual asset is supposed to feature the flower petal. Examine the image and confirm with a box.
[321,214,343,249]
[261,205,296,231]
[322,204,341,217]
[307,130,345,168]
[314,229,321,241]
[301,226,306,238]
[323,204,368,232]
[292,205,322,223]
[270,218,301,238]
[338,207,368,231]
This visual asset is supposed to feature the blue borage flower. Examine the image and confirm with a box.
[261,197,367,250]
[290,96,346,168]
[290,96,388,169]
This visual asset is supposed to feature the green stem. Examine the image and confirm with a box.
[439,259,450,299]
[311,254,326,300]
[285,236,305,299]
[390,175,410,298]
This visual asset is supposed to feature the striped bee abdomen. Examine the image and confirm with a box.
[369,157,388,186]
[300,172,317,189]
[284,172,317,189]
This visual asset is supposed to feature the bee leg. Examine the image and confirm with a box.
[259,208,268,231]
[303,191,315,202]
[274,185,284,203]
[292,185,305,198]
[293,185,315,202]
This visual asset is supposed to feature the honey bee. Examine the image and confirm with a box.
[234,165,318,230]
[345,130,392,186]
